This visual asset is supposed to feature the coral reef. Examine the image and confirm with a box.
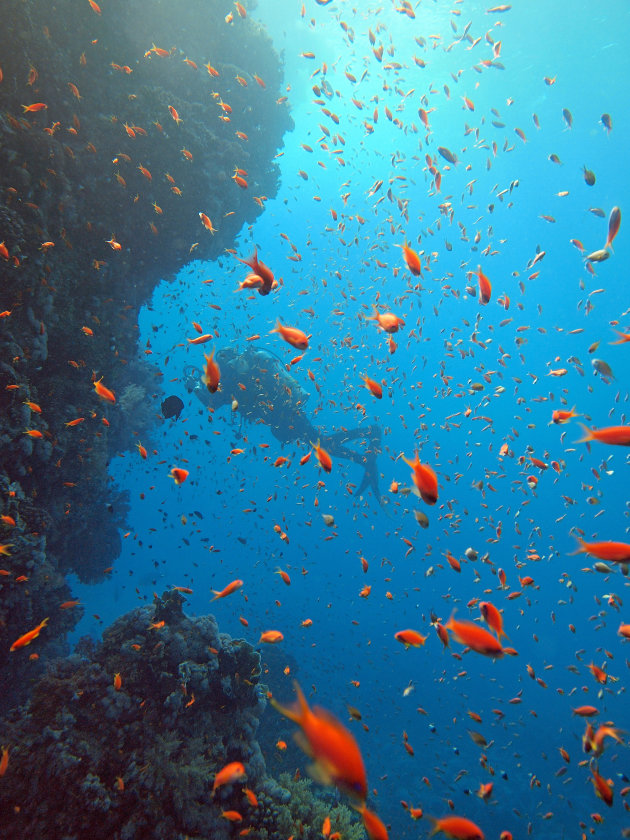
[0,593,365,840]
[0,0,292,707]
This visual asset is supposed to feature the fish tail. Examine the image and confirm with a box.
[444,610,457,632]
[576,423,594,444]
[269,682,305,725]
[568,536,588,556]
[610,330,629,345]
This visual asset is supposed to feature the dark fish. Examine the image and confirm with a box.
[583,165,596,186]
[437,145,458,165]
[161,395,184,420]
[601,113,612,133]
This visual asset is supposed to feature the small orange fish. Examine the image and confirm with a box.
[394,629,427,649]
[10,617,49,652]
[477,266,492,305]
[479,601,508,641]
[199,212,217,234]
[551,406,579,424]
[24,429,44,439]
[93,377,116,403]
[113,672,122,690]
[211,579,243,601]
[428,815,485,840]
[311,439,332,473]
[168,105,182,125]
[362,375,383,399]
[259,630,284,644]
[212,761,246,793]
[59,599,81,610]
[367,305,405,333]
[270,320,309,349]
[591,767,613,807]
[402,452,438,505]
[0,746,9,777]
[202,349,221,393]
[169,467,189,485]
[401,242,422,276]
[445,613,505,658]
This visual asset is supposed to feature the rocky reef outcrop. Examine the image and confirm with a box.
[0,0,293,707]
[0,592,365,840]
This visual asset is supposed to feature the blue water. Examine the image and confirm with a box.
[67,1,630,837]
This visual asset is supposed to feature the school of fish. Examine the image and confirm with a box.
[2,1,629,839]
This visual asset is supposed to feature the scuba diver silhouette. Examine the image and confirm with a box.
[183,346,384,503]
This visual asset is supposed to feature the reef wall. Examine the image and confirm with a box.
[0,0,292,707]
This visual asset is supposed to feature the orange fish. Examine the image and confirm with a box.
[270,320,309,350]
[211,579,243,601]
[577,423,630,446]
[402,452,438,505]
[270,682,367,800]
[401,242,422,276]
[445,613,505,657]
[591,767,613,806]
[368,306,405,333]
[394,629,427,649]
[311,439,332,473]
[259,630,284,644]
[243,787,258,806]
[479,601,507,641]
[236,248,276,295]
[202,349,221,393]
[362,375,382,399]
[10,617,49,652]
[199,212,217,234]
[572,705,599,717]
[212,761,246,793]
[22,102,48,113]
[59,599,81,610]
[168,105,182,125]
[429,815,485,840]
[169,467,189,485]
[356,804,389,840]
[220,810,243,821]
[477,267,492,305]
[0,746,9,777]
[113,672,122,690]
[572,537,630,564]
[551,406,579,424]
[93,377,116,403]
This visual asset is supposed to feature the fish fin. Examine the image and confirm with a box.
[576,423,594,443]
